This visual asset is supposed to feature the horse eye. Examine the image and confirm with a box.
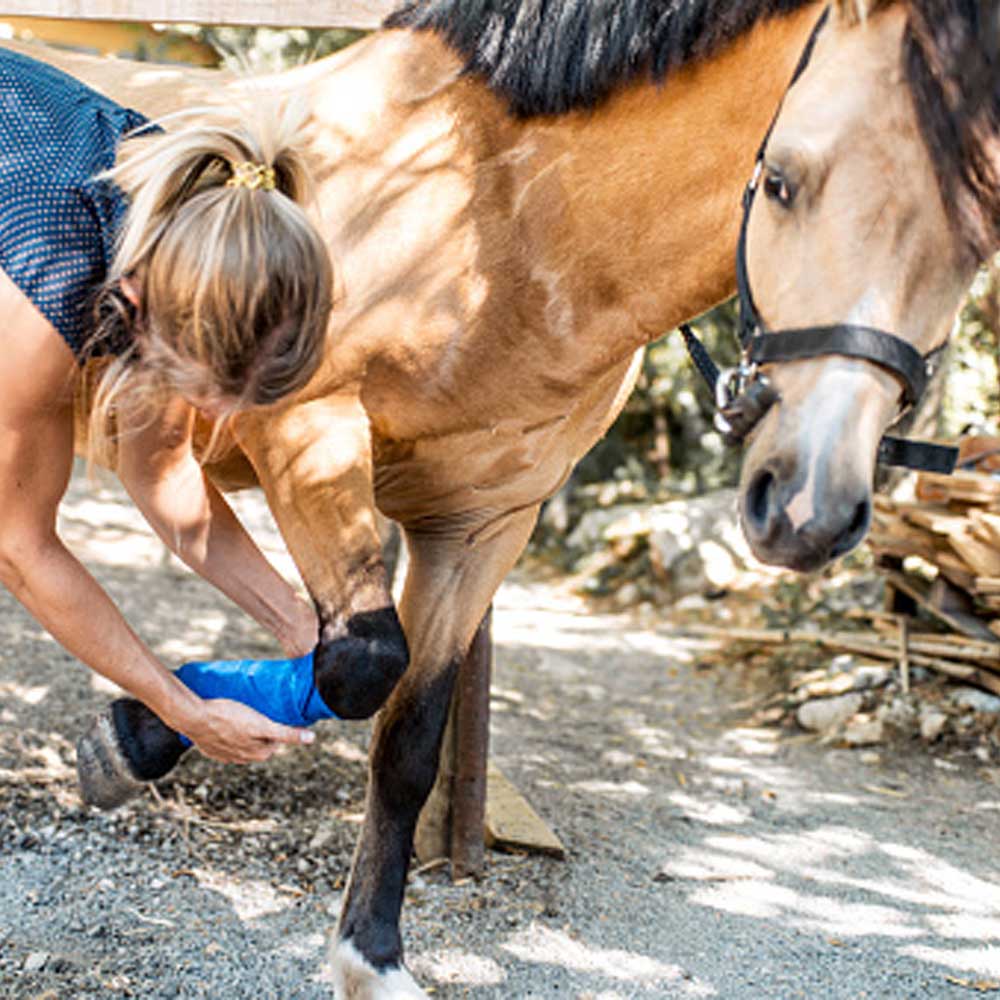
[763,169,795,208]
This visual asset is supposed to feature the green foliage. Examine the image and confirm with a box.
[572,299,744,502]
[941,261,1000,435]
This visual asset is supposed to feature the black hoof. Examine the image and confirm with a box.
[76,698,188,810]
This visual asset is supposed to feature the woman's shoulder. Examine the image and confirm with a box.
[1,45,117,111]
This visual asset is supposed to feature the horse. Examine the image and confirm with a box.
[732,0,1000,577]
[3,1,847,995]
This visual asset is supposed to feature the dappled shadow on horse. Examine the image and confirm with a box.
[16,0,998,996]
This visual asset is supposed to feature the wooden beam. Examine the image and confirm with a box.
[0,1,395,28]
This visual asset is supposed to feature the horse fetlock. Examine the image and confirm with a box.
[76,698,188,809]
[314,606,408,719]
[328,939,428,1000]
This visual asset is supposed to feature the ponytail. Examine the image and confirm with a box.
[88,99,332,467]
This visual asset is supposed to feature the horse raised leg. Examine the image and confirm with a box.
[237,395,409,720]
[331,508,538,1000]
[77,393,410,804]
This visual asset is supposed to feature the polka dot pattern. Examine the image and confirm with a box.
[0,47,149,358]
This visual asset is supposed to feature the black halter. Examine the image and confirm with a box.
[682,8,958,475]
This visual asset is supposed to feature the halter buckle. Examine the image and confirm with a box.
[713,360,758,438]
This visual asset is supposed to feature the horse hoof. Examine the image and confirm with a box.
[76,709,146,810]
[328,939,429,999]
[76,698,189,810]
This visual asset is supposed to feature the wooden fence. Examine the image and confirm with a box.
[0,1,395,27]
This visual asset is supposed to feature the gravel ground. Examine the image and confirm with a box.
[1,469,999,999]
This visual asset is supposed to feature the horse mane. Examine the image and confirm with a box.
[385,0,818,117]
[904,0,1000,260]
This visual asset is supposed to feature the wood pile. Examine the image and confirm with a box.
[865,435,1000,694]
[871,436,1000,617]
[682,438,1000,704]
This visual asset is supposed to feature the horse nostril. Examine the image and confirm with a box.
[745,469,776,533]
[743,469,777,534]
[831,496,871,558]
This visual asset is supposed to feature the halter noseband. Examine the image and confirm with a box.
[682,7,958,475]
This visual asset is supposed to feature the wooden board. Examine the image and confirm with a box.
[485,764,566,859]
[0,1,395,27]
[916,470,1000,506]
[884,572,1000,643]
[947,529,1000,578]
[903,508,969,535]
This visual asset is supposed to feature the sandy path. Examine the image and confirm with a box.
[1,470,998,999]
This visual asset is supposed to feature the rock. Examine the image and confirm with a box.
[309,824,335,852]
[601,749,637,768]
[23,952,48,974]
[566,504,646,553]
[951,687,1000,714]
[566,488,776,599]
[796,664,892,701]
[878,696,919,732]
[919,706,949,742]
[829,654,855,673]
[843,717,885,746]
[796,693,864,733]
[614,583,642,608]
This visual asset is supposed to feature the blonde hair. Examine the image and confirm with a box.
[87,100,333,466]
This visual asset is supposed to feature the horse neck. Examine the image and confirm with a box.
[524,2,825,347]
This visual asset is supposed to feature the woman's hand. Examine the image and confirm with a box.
[181,698,315,764]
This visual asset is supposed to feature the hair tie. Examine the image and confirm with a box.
[226,161,277,192]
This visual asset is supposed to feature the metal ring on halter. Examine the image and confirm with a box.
[713,365,745,436]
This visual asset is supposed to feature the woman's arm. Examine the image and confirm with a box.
[0,274,311,762]
[116,395,318,657]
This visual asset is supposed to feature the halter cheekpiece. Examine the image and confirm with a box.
[682,7,958,476]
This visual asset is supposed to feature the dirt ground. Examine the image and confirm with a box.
[1,469,999,1000]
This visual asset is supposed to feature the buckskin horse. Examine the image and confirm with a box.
[6,0,932,995]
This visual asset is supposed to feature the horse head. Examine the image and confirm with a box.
[736,0,999,571]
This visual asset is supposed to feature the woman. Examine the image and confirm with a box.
[0,47,333,771]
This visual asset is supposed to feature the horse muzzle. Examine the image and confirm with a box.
[740,461,872,572]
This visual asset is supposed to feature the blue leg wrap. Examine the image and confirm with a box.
[174,651,335,747]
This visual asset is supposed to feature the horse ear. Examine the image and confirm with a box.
[832,0,875,24]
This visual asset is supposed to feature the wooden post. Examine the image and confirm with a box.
[415,609,492,879]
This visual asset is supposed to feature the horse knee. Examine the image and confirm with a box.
[314,606,408,719]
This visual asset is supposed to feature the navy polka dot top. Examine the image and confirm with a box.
[0,46,150,359]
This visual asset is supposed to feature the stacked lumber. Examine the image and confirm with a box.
[870,436,1000,619]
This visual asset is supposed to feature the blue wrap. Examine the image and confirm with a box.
[174,651,334,747]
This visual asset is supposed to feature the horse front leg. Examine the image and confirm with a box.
[330,509,538,1000]
[239,395,409,721]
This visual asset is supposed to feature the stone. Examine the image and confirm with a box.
[570,488,779,599]
[614,582,642,608]
[951,687,1000,714]
[23,952,48,974]
[843,717,885,746]
[919,706,949,742]
[878,696,919,732]
[309,824,336,851]
[796,693,864,733]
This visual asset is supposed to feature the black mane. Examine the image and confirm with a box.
[386,0,817,117]
[904,0,1000,260]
